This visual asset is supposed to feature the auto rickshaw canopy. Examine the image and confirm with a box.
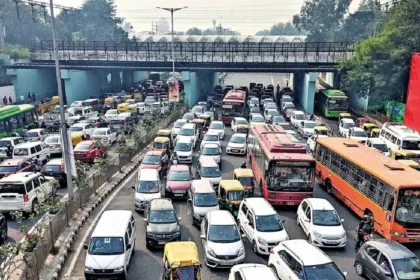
[370,128,381,137]
[105,97,114,104]
[339,112,352,118]
[154,137,170,144]
[397,159,420,170]
[191,119,206,124]
[199,114,211,120]
[233,168,254,178]
[314,126,331,135]
[219,180,244,192]
[157,129,172,137]
[163,242,200,268]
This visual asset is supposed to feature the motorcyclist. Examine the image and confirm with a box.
[309,114,315,121]
[5,145,13,158]
[355,215,374,252]
[240,162,247,168]
[171,151,178,164]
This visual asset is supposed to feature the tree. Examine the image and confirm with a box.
[255,29,270,36]
[293,0,351,41]
[186,27,202,35]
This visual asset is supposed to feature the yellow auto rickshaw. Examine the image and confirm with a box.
[191,119,206,131]
[236,124,249,135]
[313,125,331,136]
[134,92,143,102]
[398,159,420,171]
[104,97,115,108]
[152,136,171,153]
[198,114,211,127]
[71,131,86,146]
[233,168,254,196]
[391,150,420,163]
[218,180,244,217]
[362,122,378,136]
[117,103,129,112]
[369,128,381,138]
[162,242,201,280]
[338,112,352,123]
[157,129,173,147]
[123,94,134,101]
[127,104,138,113]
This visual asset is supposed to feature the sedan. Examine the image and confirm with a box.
[248,97,259,107]
[200,131,222,150]
[69,123,95,138]
[79,116,109,128]
[270,115,286,125]
[208,121,225,140]
[298,120,317,138]
[41,158,66,187]
[249,113,265,125]
[264,102,277,111]
[202,111,215,122]
[182,112,196,121]
[248,107,261,119]
[90,128,117,145]
[0,158,37,179]
[165,164,192,198]
[264,109,280,121]
[73,140,107,163]
[43,134,62,155]
[226,133,247,155]
[231,117,249,133]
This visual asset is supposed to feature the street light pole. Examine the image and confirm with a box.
[49,0,73,196]
[156,6,188,81]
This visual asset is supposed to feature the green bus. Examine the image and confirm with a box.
[0,104,39,138]
[317,89,349,118]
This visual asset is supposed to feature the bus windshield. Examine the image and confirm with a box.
[327,98,348,111]
[222,104,244,117]
[267,164,314,192]
[396,189,420,225]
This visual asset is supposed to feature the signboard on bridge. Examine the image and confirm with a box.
[168,80,179,102]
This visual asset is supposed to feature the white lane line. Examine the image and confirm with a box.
[271,75,274,86]
[64,167,138,276]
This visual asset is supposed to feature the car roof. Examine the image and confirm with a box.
[236,264,277,279]
[175,119,187,123]
[293,110,305,115]
[244,198,276,216]
[93,128,109,131]
[191,179,214,193]
[177,136,193,143]
[366,239,416,259]
[27,128,43,132]
[251,113,263,117]
[14,141,43,148]
[199,157,218,166]
[234,117,247,121]
[305,198,334,210]
[231,133,247,138]
[46,158,63,165]
[71,123,87,127]
[91,210,132,238]
[0,172,38,183]
[202,143,220,148]
[210,121,223,124]
[0,158,26,166]
[280,239,332,266]
[77,140,94,145]
[205,131,220,136]
[182,123,195,129]
[0,137,21,141]
[150,198,174,210]
[169,164,190,172]
[342,118,355,123]
[145,150,163,156]
[138,168,159,179]
[208,210,235,225]
[368,138,386,144]
[352,127,364,131]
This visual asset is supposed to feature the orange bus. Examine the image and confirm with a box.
[314,137,420,243]
[248,124,315,206]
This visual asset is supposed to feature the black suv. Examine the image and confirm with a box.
[144,198,181,249]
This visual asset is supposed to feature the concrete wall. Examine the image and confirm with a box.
[61,70,104,104]
[7,68,57,102]
[133,71,148,82]
[301,72,317,114]
[0,85,15,102]
[182,71,217,107]
[347,90,369,111]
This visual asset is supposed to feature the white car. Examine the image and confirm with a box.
[366,138,389,156]
[136,102,150,115]
[70,100,83,108]
[262,98,274,108]
[290,110,306,128]
[268,240,347,280]
[339,118,355,137]
[202,111,215,122]
[249,113,265,125]
[264,109,280,121]
[281,101,295,111]
[200,210,245,268]
[271,115,286,125]
[144,96,155,106]
[191,105,205,117]
[307,135,328,152]
[24,128,48,142]
[174,136,194,164]
[171,119,187,141]
[177,123,198,148]
[104,109,119,120]
[297,198,346,248]
[248,97,259,107]
[69,123,94,138]
[43,134,62,155]
[348,127,368,144]
[200,131,221,150]
[231,117,249,133]
[226,133,247,155]
[90,128,117,145]
[0,137,25,159]
[297,120,317,138]
[198,143,222,166]
[208,121,225,140]
[264,102,277,111]
[228,264,278,280]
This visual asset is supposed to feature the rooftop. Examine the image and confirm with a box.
[244,198,276,216]
[92,210,132,237]
[306,198,335,211]
[169,164,190,172]
[367,239,415,259]
[191,180,214,193]
[208,210,236,225]
[0,172,37,183]
[46,158,63,165]
[0,158,26,166]
[281,239,332,266]
[237,264,278,279]
[145,150,163,156]
[150,198,174,210]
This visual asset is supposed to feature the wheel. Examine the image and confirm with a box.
[269,265,278,277]
[252,241,258,254]
[355,261,364,276]
[297,216,300,227]
[325,180,333,194]
[308,234,313,244]
[31,200,38,213]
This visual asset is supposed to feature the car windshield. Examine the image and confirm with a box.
[149,210,177,223]
[183,114,194,121]
[352,130,367,137]
[228,191,243,200]
[70,126,84,132]
[175,142,192,152]
[252,116,265,122]
[304,263,345,280]
[209,123,223,129]
[313,210,341,226]
[0,183,25,194]
[250,99,258,104]
[236,119,248,125]
[192,107,203,113]
[295,114,305,120]
[304,122,317,129]
[204,111,214,116]
[25,132,38,137]
[201,166,220,177]
[268,110,280,116]
[88,237,124,255]
[179,128,194,136]
[266,103,277,109]
[264,99,274,103]
[202,147,220,155]
[0,140,11,148]
[75,144,90,151]
[204,134,219,141]
[45,137,60,143]
[174,120,186,128]
[343,122,354,129]
[279,124,293,130]
[107,110,118,115]
[250,108,260,113]
[92,130,107,136]
[230,136,246,144]
[168,171,190,181]
[44,165,61,172]
[142,155,160,165]
[137,180,159,193]
[402,140,420,150]
[194,192,218,207]
[151,103,160,109]
[372,143,388,152]
[238,177,254,186]
[272,116,285,123]
[393,257,420,280]
[208,225,240,243]
[0,166,18,173]
[256,214,283,232]
[284,103,295,109]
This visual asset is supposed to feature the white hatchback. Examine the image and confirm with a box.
[339,118,355,137]
[348,127,368,144]
[226,133,247,155]
[290,110,306,128]
[200,131,221,150]
[104,109,119,120]
[231,117,248,133]
[307,135,328,152]
[208,121,225,140]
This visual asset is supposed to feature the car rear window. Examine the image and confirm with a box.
[25,132,38,137]
[0,183,26,194]
[110,120,124,124]
[75,144,91,151]
[44,165,62,172]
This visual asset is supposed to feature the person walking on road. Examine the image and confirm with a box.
[2,96,7,105]
[20,94,24,103]
[31,92,36,103]
[27,92,32,103]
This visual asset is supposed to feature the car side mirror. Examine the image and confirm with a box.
[200,234,206,239]
[341,219,344,223]
[282,219,286,224]
[131,186,135,190]
[244,221,248,225]
[384,271,392,277]
[126,244,132,250]
[304,218,310,222]
[188,198,192,202]
[343,272,348,277]
[143,218,147,222]
[83,243,88,249]
[178,217,182,221]
[241,234,246,238]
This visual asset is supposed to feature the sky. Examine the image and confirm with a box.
[49,0,368,35]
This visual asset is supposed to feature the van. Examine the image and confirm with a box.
[84,210,135,280]
[13,142,50,164]
[133,168,161,211]
[82,99,101,111]
[188,179,219,225]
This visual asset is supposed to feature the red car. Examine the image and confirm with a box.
[140,150,168,178]
[0,158,37,179]
[73,140,107,163]
[165,164,192,198]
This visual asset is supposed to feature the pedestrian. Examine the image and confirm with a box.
[20,94,24,103]
[2,96,7,105]
[8,96,12,104]
[27,92,32,103]
[277,84,280,94]
[31,92,36,103]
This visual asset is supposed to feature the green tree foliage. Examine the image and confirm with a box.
[255,29,270,36]
[340,0,418,107]
[293,0,351,41]
[0,44,30,59]
[186,27,202,35]
[255,22,305,36]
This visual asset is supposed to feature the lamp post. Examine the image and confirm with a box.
[156,6,188,81]
[49,0,74,196]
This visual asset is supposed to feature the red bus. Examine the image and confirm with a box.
[221,90,246,125]
[248,124,315,205]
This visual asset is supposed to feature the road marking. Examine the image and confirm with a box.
[271,75,274,85]
[64,166,138,276]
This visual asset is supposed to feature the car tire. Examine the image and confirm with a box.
[296,216,300,227]
[325,179,333,194]
[269,265,278,278]
[355,261,364,276]
[31,199,38,213]
[308,234,313,244]
[252,241,258,255]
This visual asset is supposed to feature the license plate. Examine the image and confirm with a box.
[172,190,184,194]
[221,262,231,266]
[287,202,295,206]
[114,125,121,128]
[158,241,166,245]
[174,194,184,197]
[232,149,239,153]
[324,240,337,244]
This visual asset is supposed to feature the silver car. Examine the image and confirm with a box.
[43,134,62,155]
[24,129,48,142]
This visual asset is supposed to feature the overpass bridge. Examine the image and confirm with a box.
[6,35,353,111]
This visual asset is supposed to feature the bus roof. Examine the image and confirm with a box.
[223,90,246,103]
[0,104,36,119]
[320,89,348,98]
[317,137,420,189]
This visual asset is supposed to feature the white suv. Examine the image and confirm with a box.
[297,198,346,248]
[228,264,278,280]
[200,210,245,268]
[0,172,56,213]
[238,197,288,255]
[268,239,347,280]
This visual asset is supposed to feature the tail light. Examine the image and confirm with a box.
[122,123,126,128]
[269,249,274,254]
[108,123,112,127]
[24,194,29,202]
[41,166,45,172]
[95,123,99,127]
[55,144,60,148]
[61,165,65,173]
[37,135,41,140]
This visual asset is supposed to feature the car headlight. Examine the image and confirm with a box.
[193,213,200,219]
[341,233,347,239]
[173,231,181,237]
[85,266,94,272]
[147,232,155,238]
[114,266,124,272]
[313,231,322,238]
[208,248,216,257]
[135,198,142,203]
[258,237,267,245]
[237,246,244,257]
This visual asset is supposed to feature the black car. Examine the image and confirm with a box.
[41,158,66,187]
[80,117,109,128]
[0,214,7,245]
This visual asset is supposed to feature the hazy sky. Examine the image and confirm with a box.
[49,0,368,35]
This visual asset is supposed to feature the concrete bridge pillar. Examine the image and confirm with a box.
[214,72,220,87]
[133,71,148,82]
[301,72,317,114]
[122,71,133,89]
[60,70,104,104]
[182,71,216,107]
[326,73,334,87]
[182,71,196,108]
[109,71,122,92]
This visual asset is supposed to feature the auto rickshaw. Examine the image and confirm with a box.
[362,122,378,136]
[233,168,254,196]
[338,112,352,123]
[71,131,86,147]
[391,150,420,163]
[157,129,173,147]
[152,137,171,153]
[134,92,143,102]
[236,124,249,135]
[355,117,370,127]
[397,160,420,171]
[218,180,244,217]
[162,242,201,280]
[117,103,129,112]
[191,119,206,131]
[104,97,115,108]
[123,93,134,101]
[127,104,138,113]
[198,114,211,127]
[313,125,331,136]
[369,128,381,138]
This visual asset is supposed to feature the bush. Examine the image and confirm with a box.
[0,44,30,59]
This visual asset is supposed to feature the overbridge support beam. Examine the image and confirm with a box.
[182,71,216,108]
[301,72,317,114]
[122,70,133,89]
[133,71,148,82]
[60,69,105,104]
[109,71,122,92]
